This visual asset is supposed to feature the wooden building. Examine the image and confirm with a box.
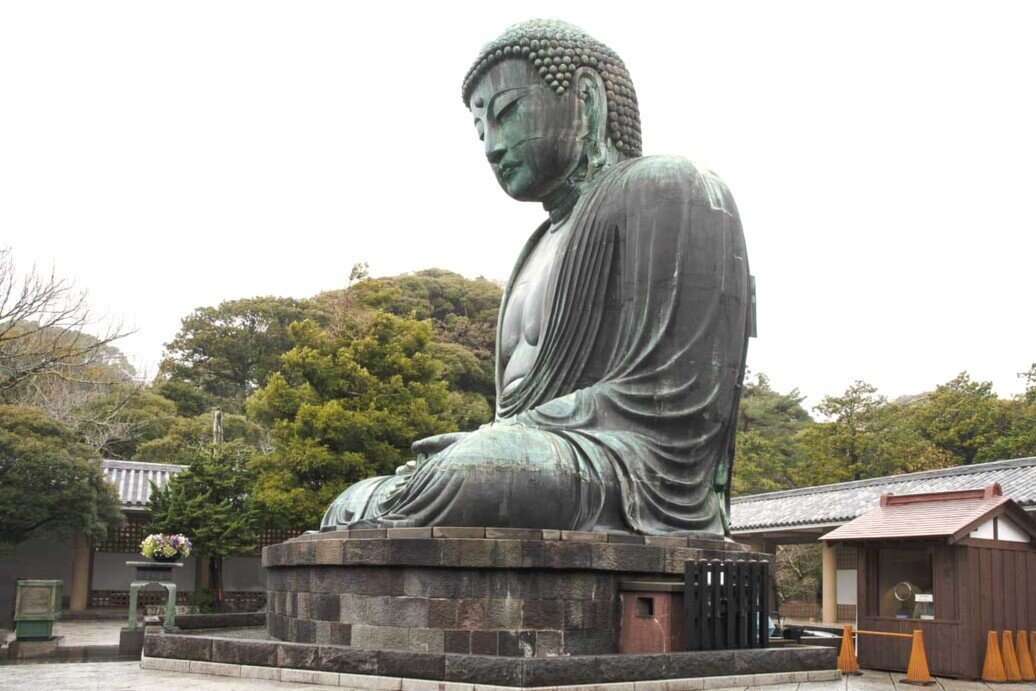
[820,483,1036,679]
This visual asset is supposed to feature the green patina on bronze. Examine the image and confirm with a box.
[322,19,752,538]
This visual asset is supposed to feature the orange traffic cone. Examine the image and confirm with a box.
[1030,631,1036,677]
[982,630,1007,683]
[1003,630,1022,682]
[1017,630,1036,681]
[837,625,860,675]
[900,629,935,686]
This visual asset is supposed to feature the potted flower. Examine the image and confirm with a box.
[140,534,192,563]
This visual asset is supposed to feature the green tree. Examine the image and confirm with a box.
[147,441,259,607]
[312,269,502,408]
[134,411,268,465]
[158,297,329,413]
[247,312,491,529]
[731,373,811,496]
[908,372,1015,465]
[0,405,123,549]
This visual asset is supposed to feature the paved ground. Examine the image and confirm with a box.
[2,619,124,648]
[0,663,1034,691]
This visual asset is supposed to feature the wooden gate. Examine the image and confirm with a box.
[684,559,769,650]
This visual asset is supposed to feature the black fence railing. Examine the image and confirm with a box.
[685,559,769,650]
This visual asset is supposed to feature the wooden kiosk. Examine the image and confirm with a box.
[821,483,1036,679]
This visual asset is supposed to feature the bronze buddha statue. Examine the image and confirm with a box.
[321,19,753,537]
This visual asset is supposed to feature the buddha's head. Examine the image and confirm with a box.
[463,20,641,205]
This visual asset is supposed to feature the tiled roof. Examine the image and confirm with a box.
[819,485,1020,542]
[101,459,185,510]
[730,456,1036,533]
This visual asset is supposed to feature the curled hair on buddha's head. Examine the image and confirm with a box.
[462,19,642,159]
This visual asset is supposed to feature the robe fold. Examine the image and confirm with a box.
[320,155,751,536]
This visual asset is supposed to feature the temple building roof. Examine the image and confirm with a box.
[101,459,185,511]
[730,456,1036,539]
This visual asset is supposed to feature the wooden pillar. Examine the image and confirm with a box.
[748,534,766,553]
[821,540,837,624]
[69,533,91,612]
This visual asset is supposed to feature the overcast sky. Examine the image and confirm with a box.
[2,1,1033,408]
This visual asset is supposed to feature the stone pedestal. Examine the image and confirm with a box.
[263,528,767,657]
[6,636,62,660]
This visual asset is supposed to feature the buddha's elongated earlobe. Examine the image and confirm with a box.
[575,68,610,173]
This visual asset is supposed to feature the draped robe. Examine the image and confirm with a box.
[321,155,751,536]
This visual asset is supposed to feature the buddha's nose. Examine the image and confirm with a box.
[485,143,507,165]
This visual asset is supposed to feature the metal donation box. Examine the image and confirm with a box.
[14,579,63,639]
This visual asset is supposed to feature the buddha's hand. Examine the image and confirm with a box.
[411,432,470,463]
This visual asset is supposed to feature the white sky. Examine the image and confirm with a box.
[2,1,1033,408]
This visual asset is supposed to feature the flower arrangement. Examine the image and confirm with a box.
[140,534,192,562]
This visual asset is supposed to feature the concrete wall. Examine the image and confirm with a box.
[91,552,200,591]
[0,536,75,627]
[223,557,263,591]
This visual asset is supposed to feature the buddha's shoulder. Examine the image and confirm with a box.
[610,155,738,216]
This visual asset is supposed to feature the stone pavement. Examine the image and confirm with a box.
[1,619,124,648]
[1,663,1035,691]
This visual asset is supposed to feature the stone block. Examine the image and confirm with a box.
[345,537,391,565]
[533,630,562,657]
[403,569,489,598]
[409,627,445,653]
[212,638,278,667]
[144,633,212,661]
[522,599,563,629]
[141,655,191,672]
[541,529,561,540]
[315,540,344,564]
[561,530,608,542]
[543,540,592,569]
[277,641,320,669]
[444,629,471,654]
[286,591,297,616]
[387,527,432,538]
[318,645,378,674]
[341,673,402,689]
[351,624,411,651]
[520,539,545,567]
[644,536,688,547]
[563,629,615,656]
[386,538,441,566]
[522,655,597,687]
[470,629,498,655]
[119,627,144,656]
[377,650,446,680]
[485,527,542,540]
[240,664,280,680]
[188,660,240,677]
[492,539,523,568]
[340,673,402,689]
[455,539,495,567]
[484,598,523,629]
[310,592,340,621]
[666,650,736,680]
[291,540,317,565]
[593,543,665,572]
[456,599,485,629]
[295,617,317,643]
[297,591,312,619]
[596,653,671,682]
[350,529,388,539]
[432,527,485,538]
[427,598,458,628]
[340,593,369,622]
[497,630,535,657]
[367,595,428,627]
[315,621,331,644]
[330,622,352,646]
[660,679,704,691]
[445,653,523,686]
[269,612,289,639]
[608,533,646,544]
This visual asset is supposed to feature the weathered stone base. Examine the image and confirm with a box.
[142,630,837,688]
[6,636,63,659]
[264,530,766,657]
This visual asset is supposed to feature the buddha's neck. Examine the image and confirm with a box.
[542,157,615,224]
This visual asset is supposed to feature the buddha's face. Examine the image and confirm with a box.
[469,59,588,202]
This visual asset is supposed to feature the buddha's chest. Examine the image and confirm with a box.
[499,222,570,389]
